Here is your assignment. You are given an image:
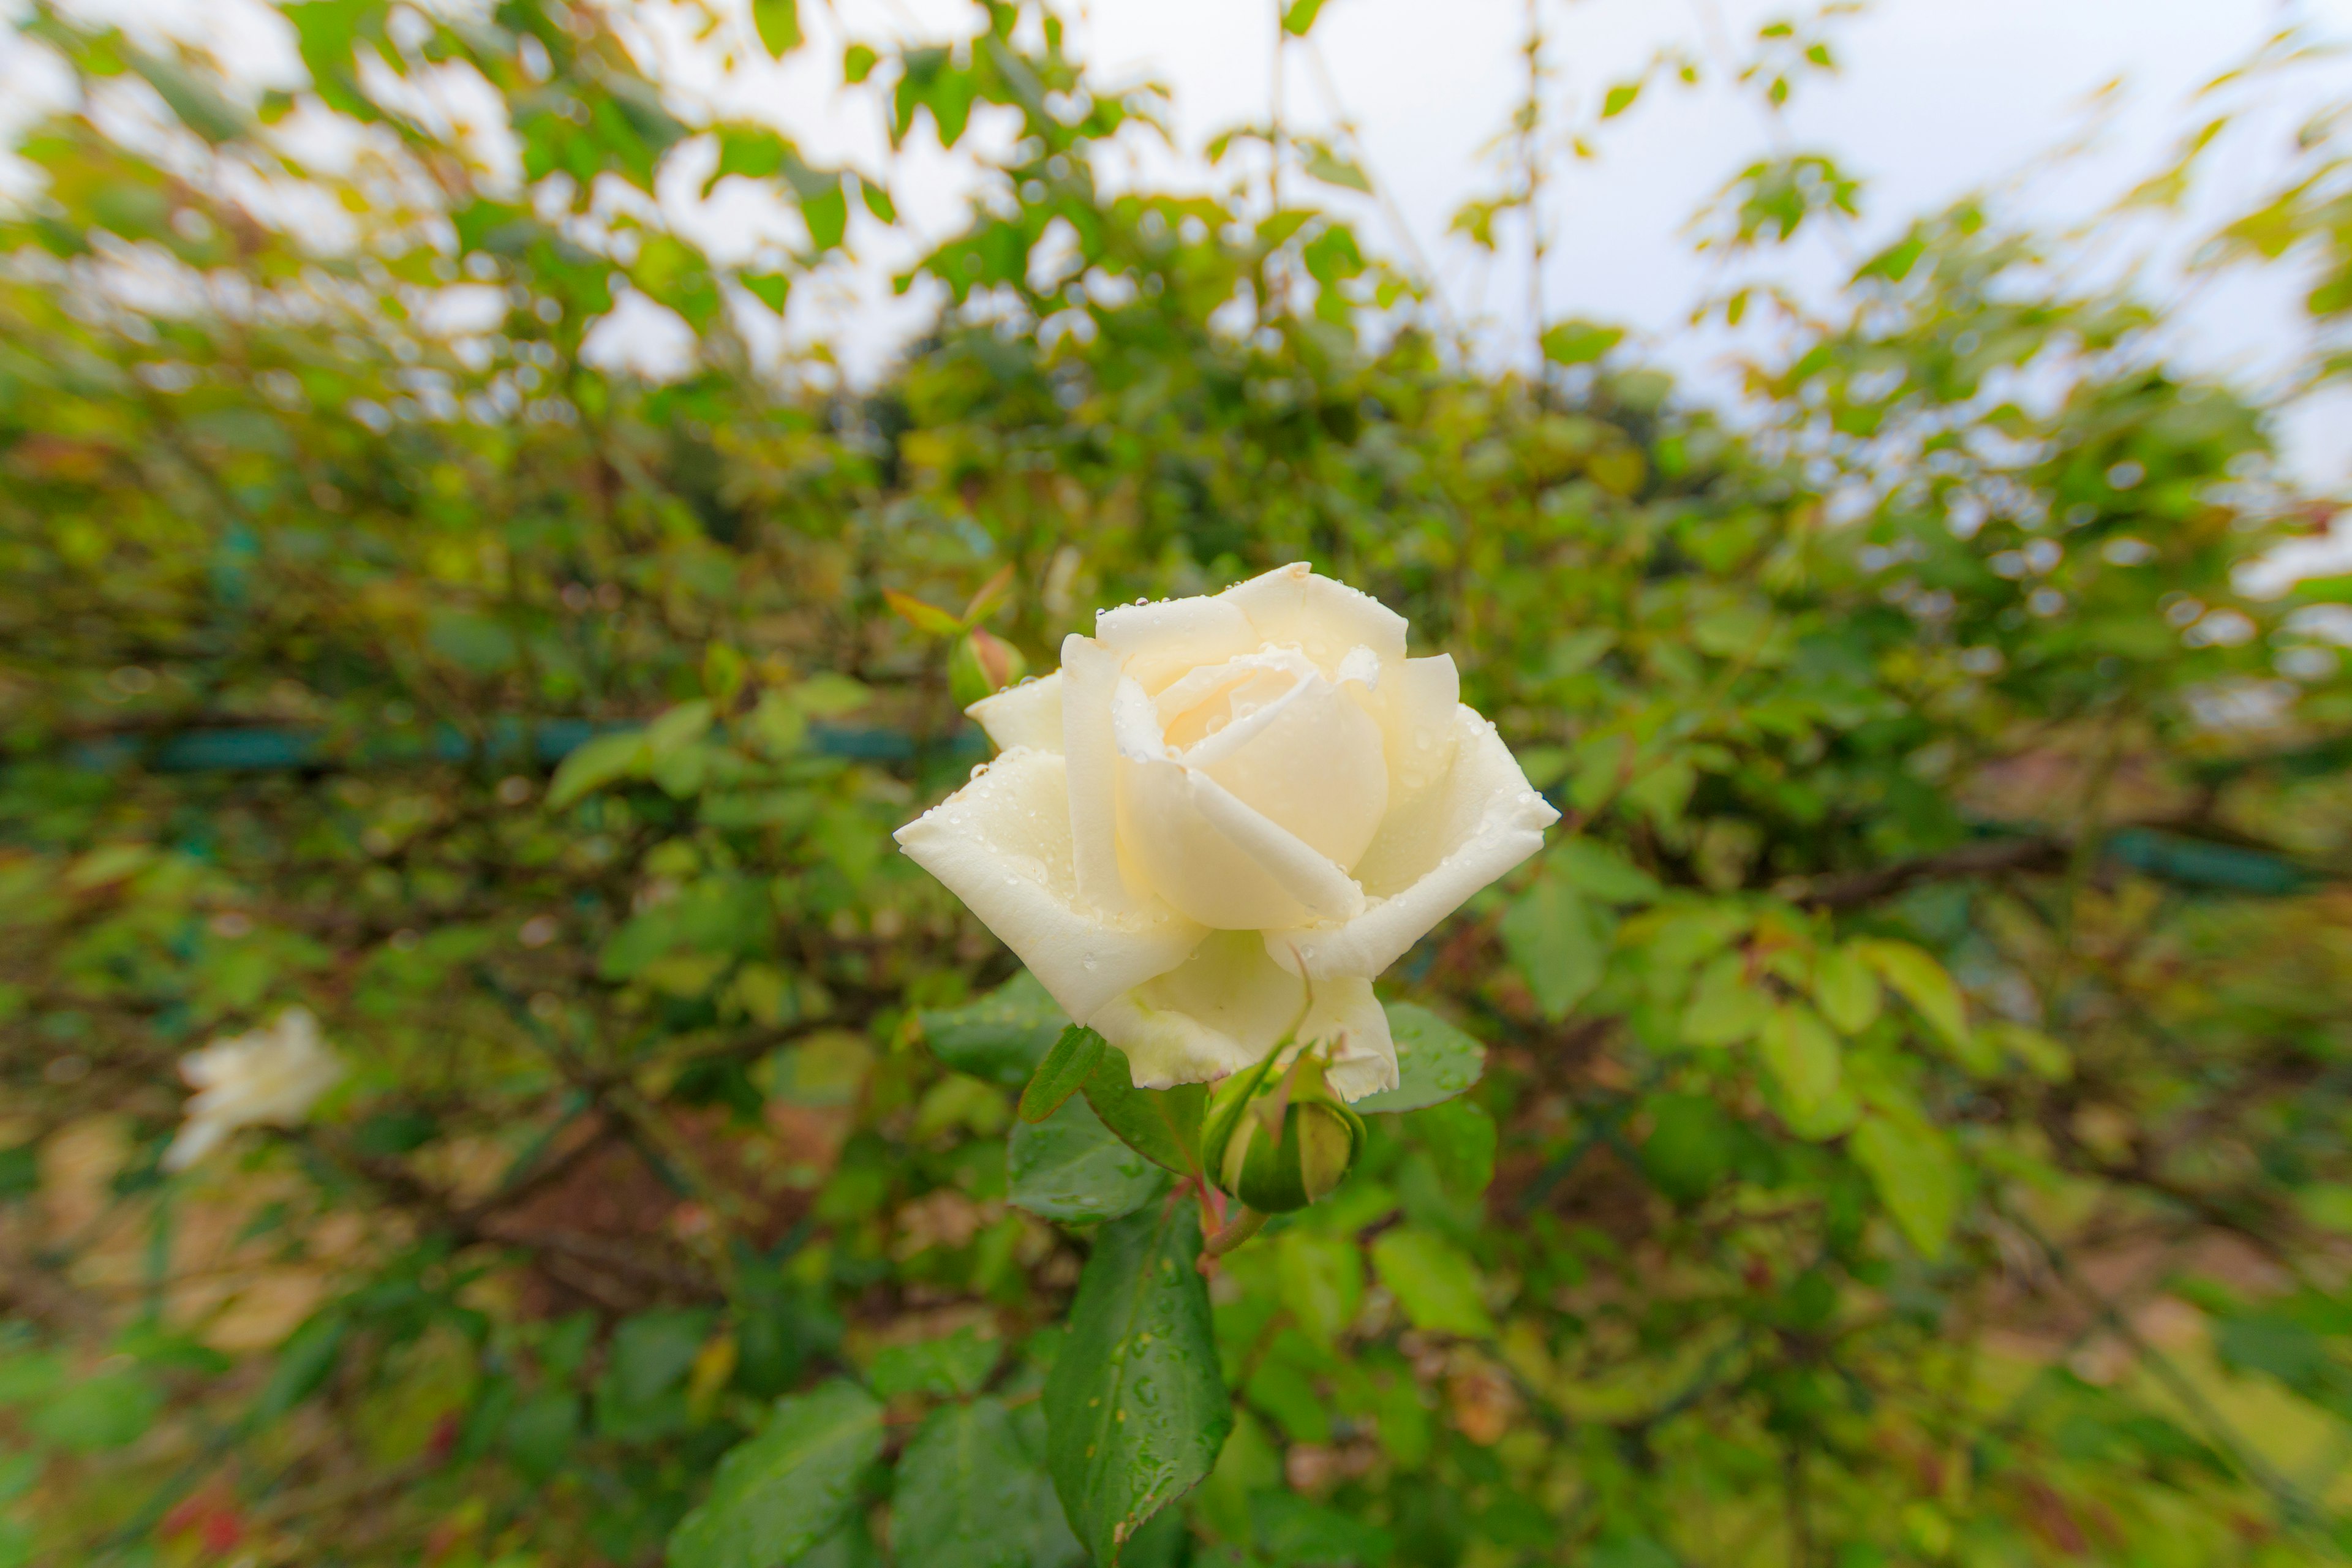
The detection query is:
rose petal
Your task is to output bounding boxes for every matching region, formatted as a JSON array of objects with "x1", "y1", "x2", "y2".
[
  {"x1": 1270, "y1": 707, "x2": 1561, "y2": 981},
  {"x1": 1095, "y1": 593, "x2": 1258, "y2": 693},
  {"x1": 894, "y1": 747, "x2": 1203, "y2": 1020},
  {"x1": 1114, "y1": 679, "x2": 1366, "y2": 930},
  {"x1": 1058, "y1": 635, "x2": 1140, "y2": 913},
  {"x1": 1183, "y1": 660, "x2": 1389, "y2": 872},
  {"x1": 967, "y1": 672, "x2": 1063, "y2": 754},
  {"x1": 1380, "y1": 654, "x2": 1461, "y2": 801},
  {"x1": 1219, "y1": 562, "x2": 1408, "y2": 674},
  {"x1": 1091, "y1": 930, "x2": 1398, "y2": 1099}
]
